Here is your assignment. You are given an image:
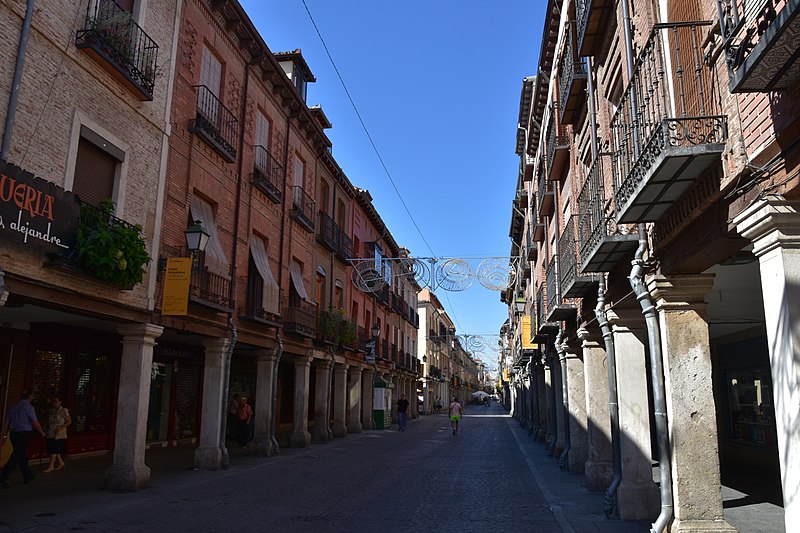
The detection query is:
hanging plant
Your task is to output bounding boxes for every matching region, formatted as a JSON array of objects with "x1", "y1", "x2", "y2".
[{"x1": 73, "y1": 199, "x2": 151, "y2": 289}]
